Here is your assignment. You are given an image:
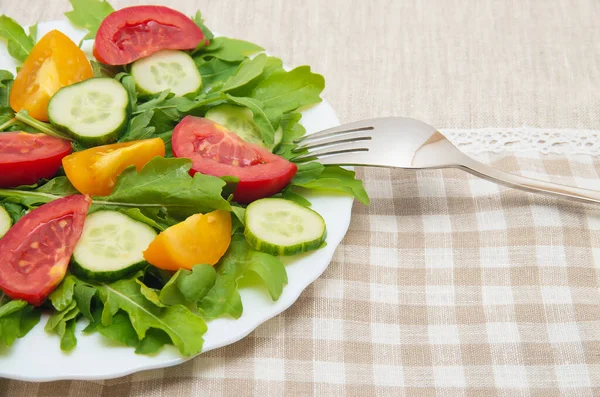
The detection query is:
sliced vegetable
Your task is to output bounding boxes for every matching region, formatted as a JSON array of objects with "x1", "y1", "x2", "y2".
[
  {"x1": 10, "y1": 30, "x2": 93, "y2": 121},
  {"x1": 244, "y1": 198, "x2": 326, "y2": 256},
  {"x1": 131, "y1": 50, "x2": 202, "y2": 97},
  {"x1": 0, "y1": 195, "x2": 91, "y2": 306},
  {"x1": 71, "y1": 211, "x2": 157, "y2": 282},
  {"x1": 205, "y1": 104, "x2": 265, "y2": 147},
  {"x1": 0, "y1": 205, "x2": 11, "y2": 237},
  {"x1": 48, "y1": 77, "x2": 130, "y2": 146},
  {"x1": 62, "y1": 138, "x2": 165, "y2": 196},
  {"x1": 172, "y1": 116, "x2": 297, "y2": 203},
  {"x1": 0, "y1": 132, "x2": 72, "y2": 188},
  {"x1": 144, "y1": 210, "x2": 231, "y2": 271},
  {"x1": 94, "y1": 5, "x2": 206, "y2": 65}
]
